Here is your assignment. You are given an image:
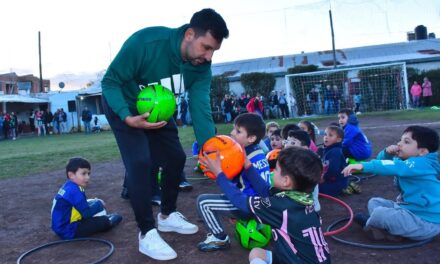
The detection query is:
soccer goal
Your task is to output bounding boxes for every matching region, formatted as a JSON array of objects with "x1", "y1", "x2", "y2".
[{"x1": 284, "y1": 62, "x2": 409, "y2": 116}]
